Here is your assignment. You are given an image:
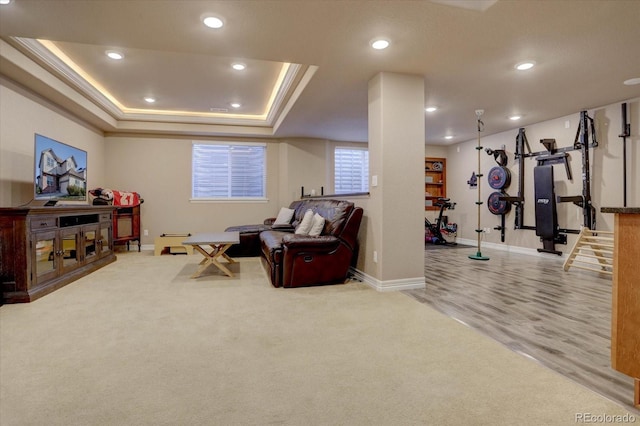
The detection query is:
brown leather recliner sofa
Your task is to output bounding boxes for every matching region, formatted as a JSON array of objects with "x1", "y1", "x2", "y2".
[{"x1": 225, "y1": 199, "x2": 363, "y2": 288}]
